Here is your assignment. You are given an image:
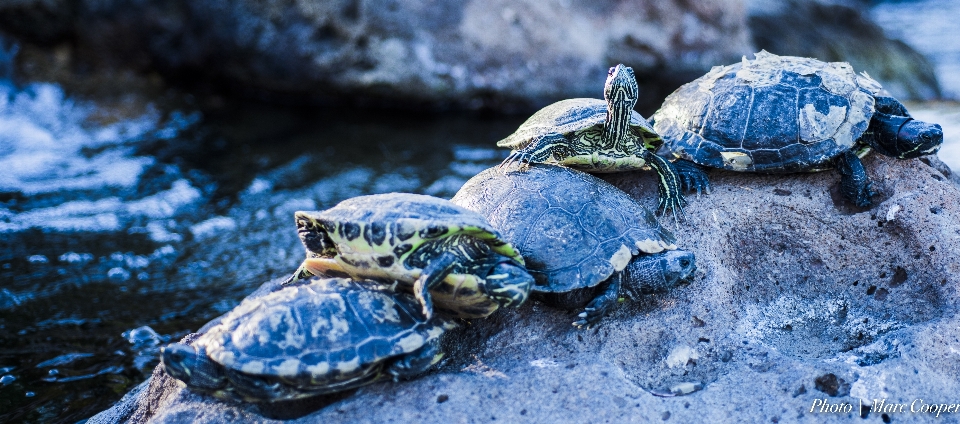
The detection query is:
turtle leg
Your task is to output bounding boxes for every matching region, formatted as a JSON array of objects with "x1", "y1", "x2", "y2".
[
  {"x1": 671, "y1": 159, "x2": 711, "y2": 195},
  {"x1": 285, "y1": 215, "x2": 338, "y2": 286},
  {"x1": 499, "y1": 133, "x2": 569, "y2": 171},
  {"x1": 386, "y1": 339, "x2": 444, "y2": 381},
  {"x1": 413, "y1": 251, "x2": 460, "y2": 318},
  {"x1": 573, "y1": 272, "x2": 623, "y2": 328},
  {"x1": 836, "y1": 150, "x2": 877, "y2": 207},
  {"x1": 641, "y1": 150, "x2": 686, "y2": 218},
  {"x1": 282, "y1": 265, "x2": 315, "y2": 286}
]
